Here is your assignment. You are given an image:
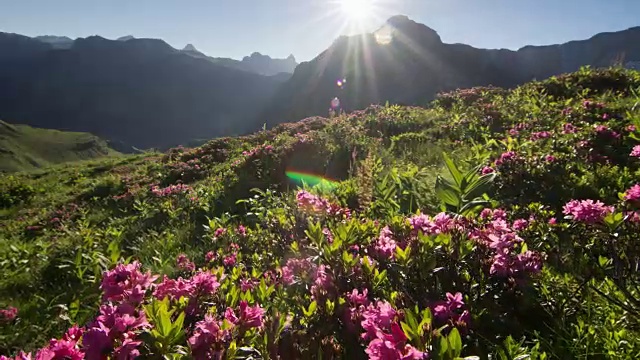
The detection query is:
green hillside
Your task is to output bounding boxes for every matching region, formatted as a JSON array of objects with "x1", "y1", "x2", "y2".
[
  {"x1": 0, "y1": 120, "x2": 120, "y2": 172},
  {"x1": 2, "y1": 67, "x2": 640, "y2": 359}
]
